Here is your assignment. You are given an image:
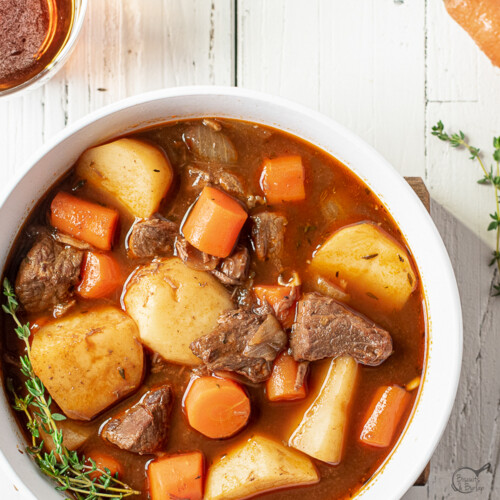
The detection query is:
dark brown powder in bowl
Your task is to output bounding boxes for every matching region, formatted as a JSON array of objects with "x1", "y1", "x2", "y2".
[{"x1": 0, "y1": 0, "x2": 49, "y2": 87}]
